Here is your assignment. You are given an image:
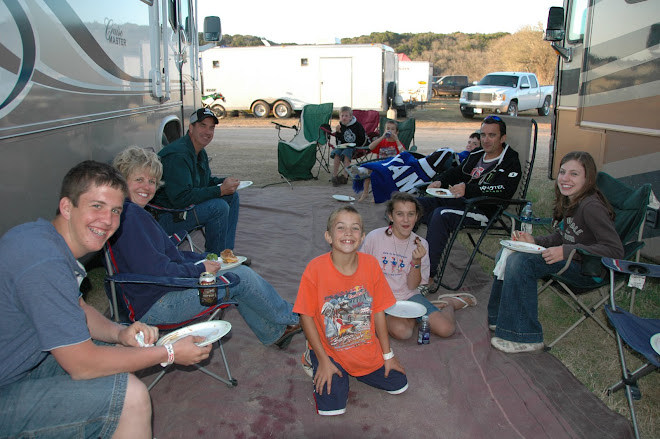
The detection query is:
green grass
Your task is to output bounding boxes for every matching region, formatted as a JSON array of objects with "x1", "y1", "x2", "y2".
[{"x1": 464, "y1": 171, "x2": 659, "y2": 439}]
